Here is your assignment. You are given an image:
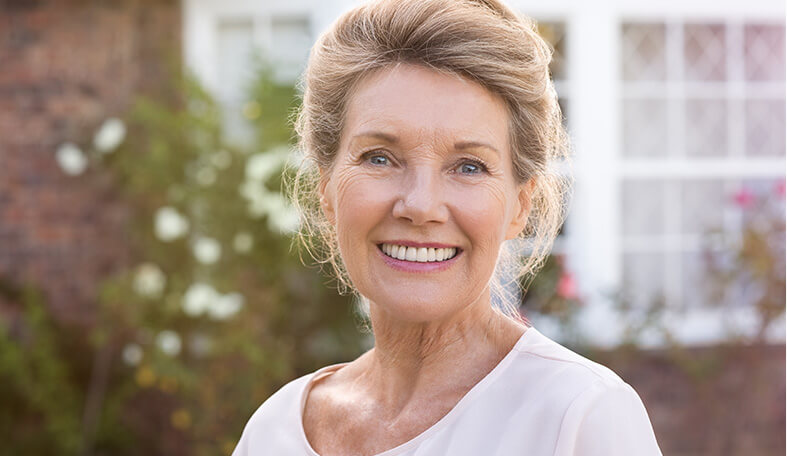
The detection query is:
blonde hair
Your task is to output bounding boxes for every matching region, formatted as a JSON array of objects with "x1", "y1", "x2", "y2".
[{"x1": 290, "y1": 0, "x2": 572, "y2": 319}]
